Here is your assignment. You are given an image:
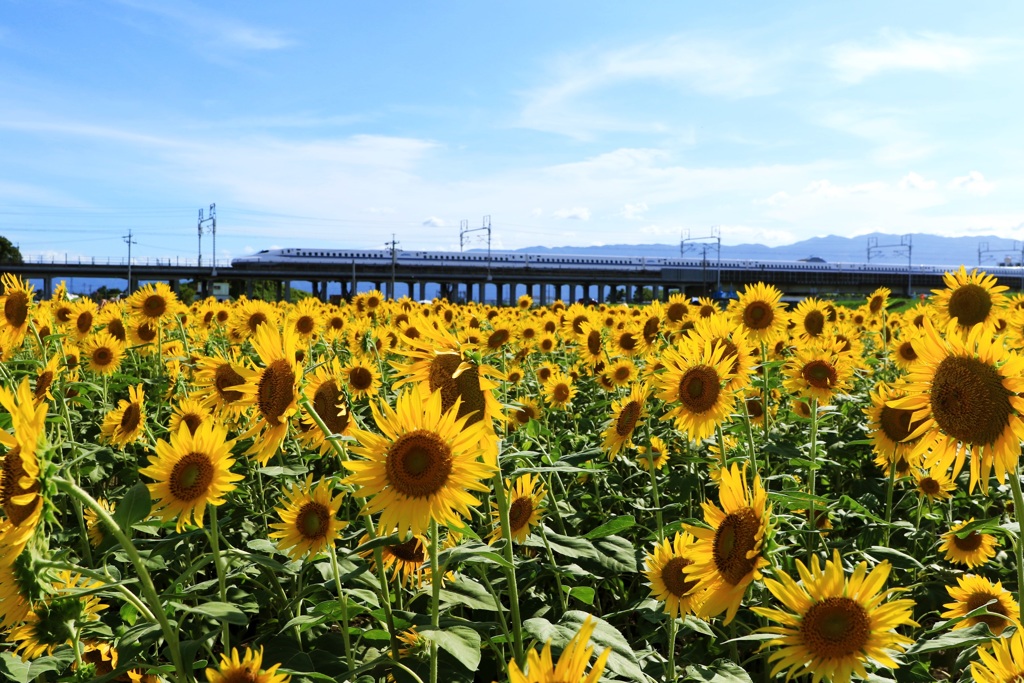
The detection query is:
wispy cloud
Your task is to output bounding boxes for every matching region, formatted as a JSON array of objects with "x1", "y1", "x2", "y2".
[
  {"x1": 422, "y1": 216, "x2": 446, "y2": 228},
  {"x1": 518, "y1": 35, "x2": 778, "y2": 138},
  {"x1": 948, "y1": 170, "x2": 994, "y2": 196},
  {"x1": 553, "y1": 207, "x2": 591, "y2": 221},
  {"x1": 115, "y1": 0, "x2": 293, "y2": 54},
  {"x1": 816, "y1": 106, "x2": 935, "y2": 163},
  {"x1": 828, "y1": 30, "x2": 989, "y2": 83}
]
